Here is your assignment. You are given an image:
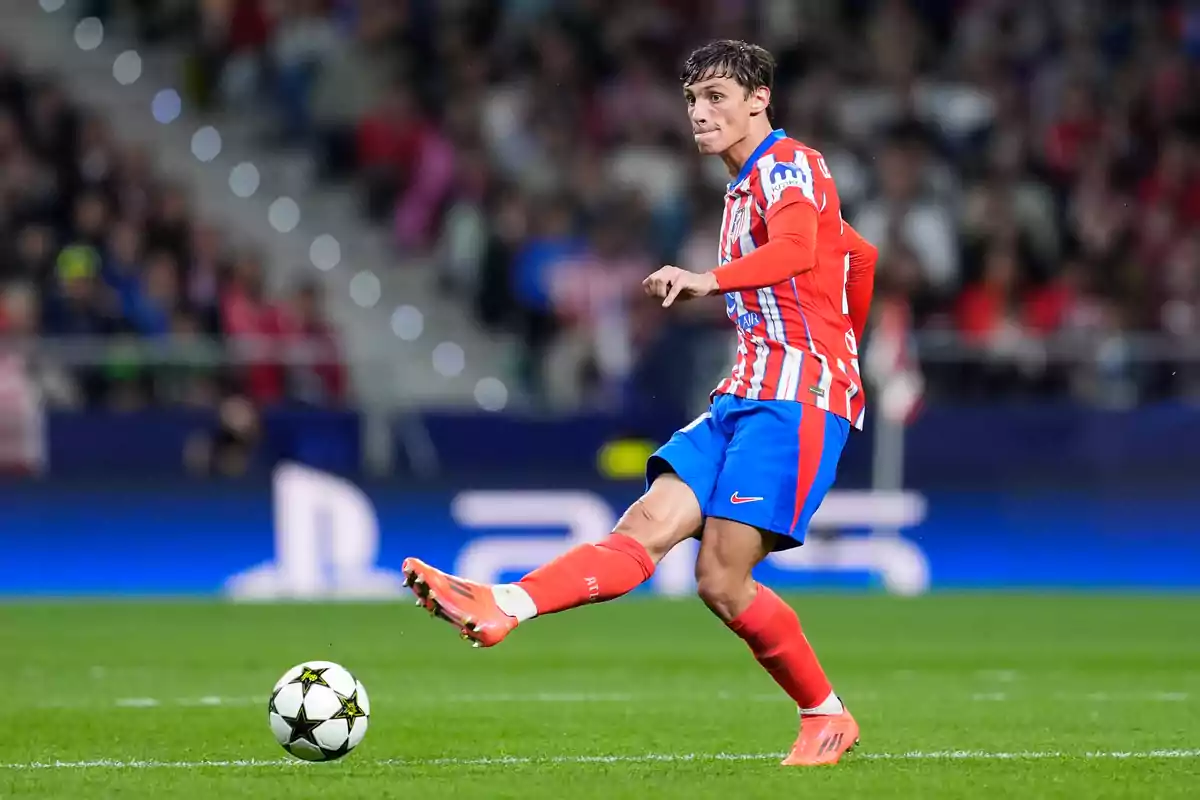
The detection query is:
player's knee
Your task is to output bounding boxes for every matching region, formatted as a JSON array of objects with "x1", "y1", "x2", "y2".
[
  {"x1": 613, "y1": 496, "x2": 677, "y2": 562},
  {"x1": 694, "y1": 518, "x2": 767, "y2": 621},
  {"x1": 612, "y1": 476, "x2": 701, "y2": 562},
  {"x1": 694, "y1": 561, "x2": 754, "y2": 622}
]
